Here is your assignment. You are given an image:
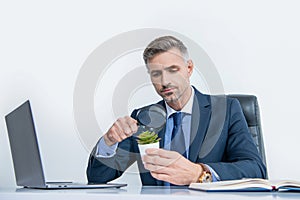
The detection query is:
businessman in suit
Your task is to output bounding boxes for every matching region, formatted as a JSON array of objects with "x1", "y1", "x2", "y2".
[{"x1": 87, "y1": 36, "x2": 267, "y2": 185}]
